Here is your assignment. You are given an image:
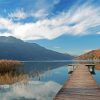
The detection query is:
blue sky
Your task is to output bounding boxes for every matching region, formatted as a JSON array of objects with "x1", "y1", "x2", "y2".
[
  {"x1": 31, "y1": 34, "x2": 100, "y2": 55},
  {"x1": 0, "y1": 0, "x2": 100, "y2": 55}
]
